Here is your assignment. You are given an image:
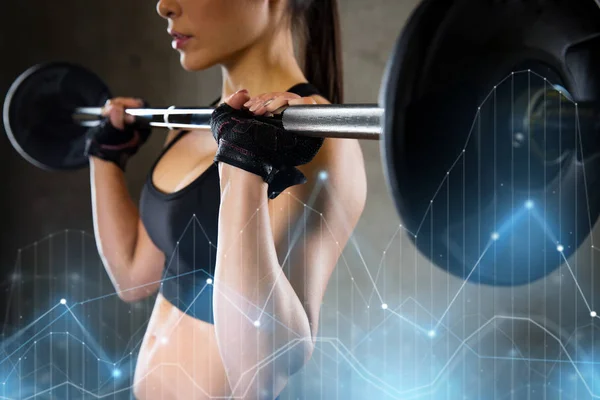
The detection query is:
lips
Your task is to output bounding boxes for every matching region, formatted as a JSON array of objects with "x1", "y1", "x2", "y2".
[
  {"x1": 169, "y1": 30, "x2": 192, "y2": 39},
  {"x1": 169, "y1": 30, "x2": 192, "y2": 49}
]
